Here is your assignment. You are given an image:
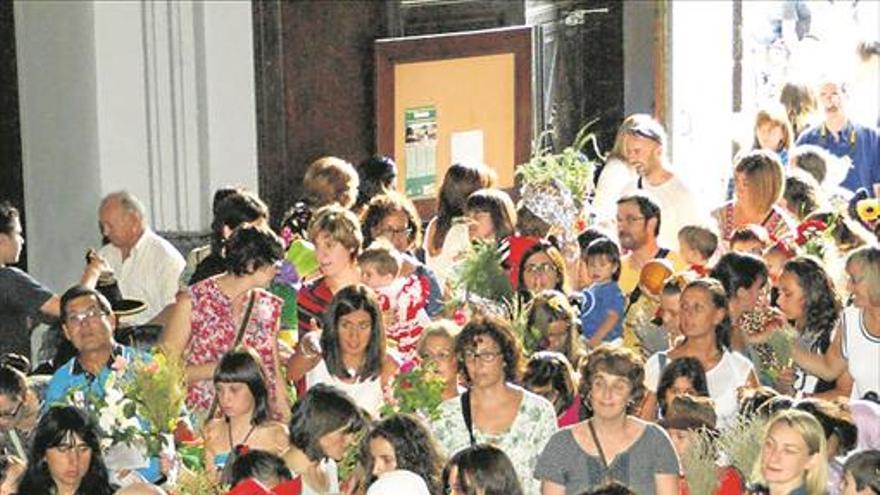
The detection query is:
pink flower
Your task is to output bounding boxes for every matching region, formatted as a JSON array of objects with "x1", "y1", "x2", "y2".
[
  {"x1": 110, "y1": 355, "x2": 128, "y2": 373},
  {"x1": 399, "y1": 359, "x2": 417, "y2": 375},
  {"x1": 145, "y1": 362, "x2": 160, "y2": 374}
]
